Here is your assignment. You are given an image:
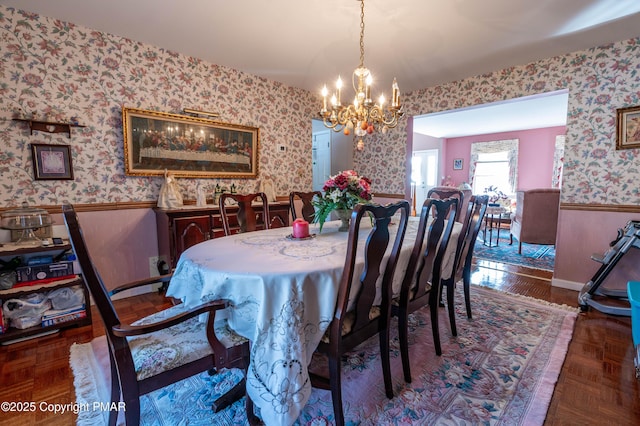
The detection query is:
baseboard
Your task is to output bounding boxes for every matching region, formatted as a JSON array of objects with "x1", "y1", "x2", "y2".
[{"x1": 551, "y1": 277, "x2": 582, "y2": 291}]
